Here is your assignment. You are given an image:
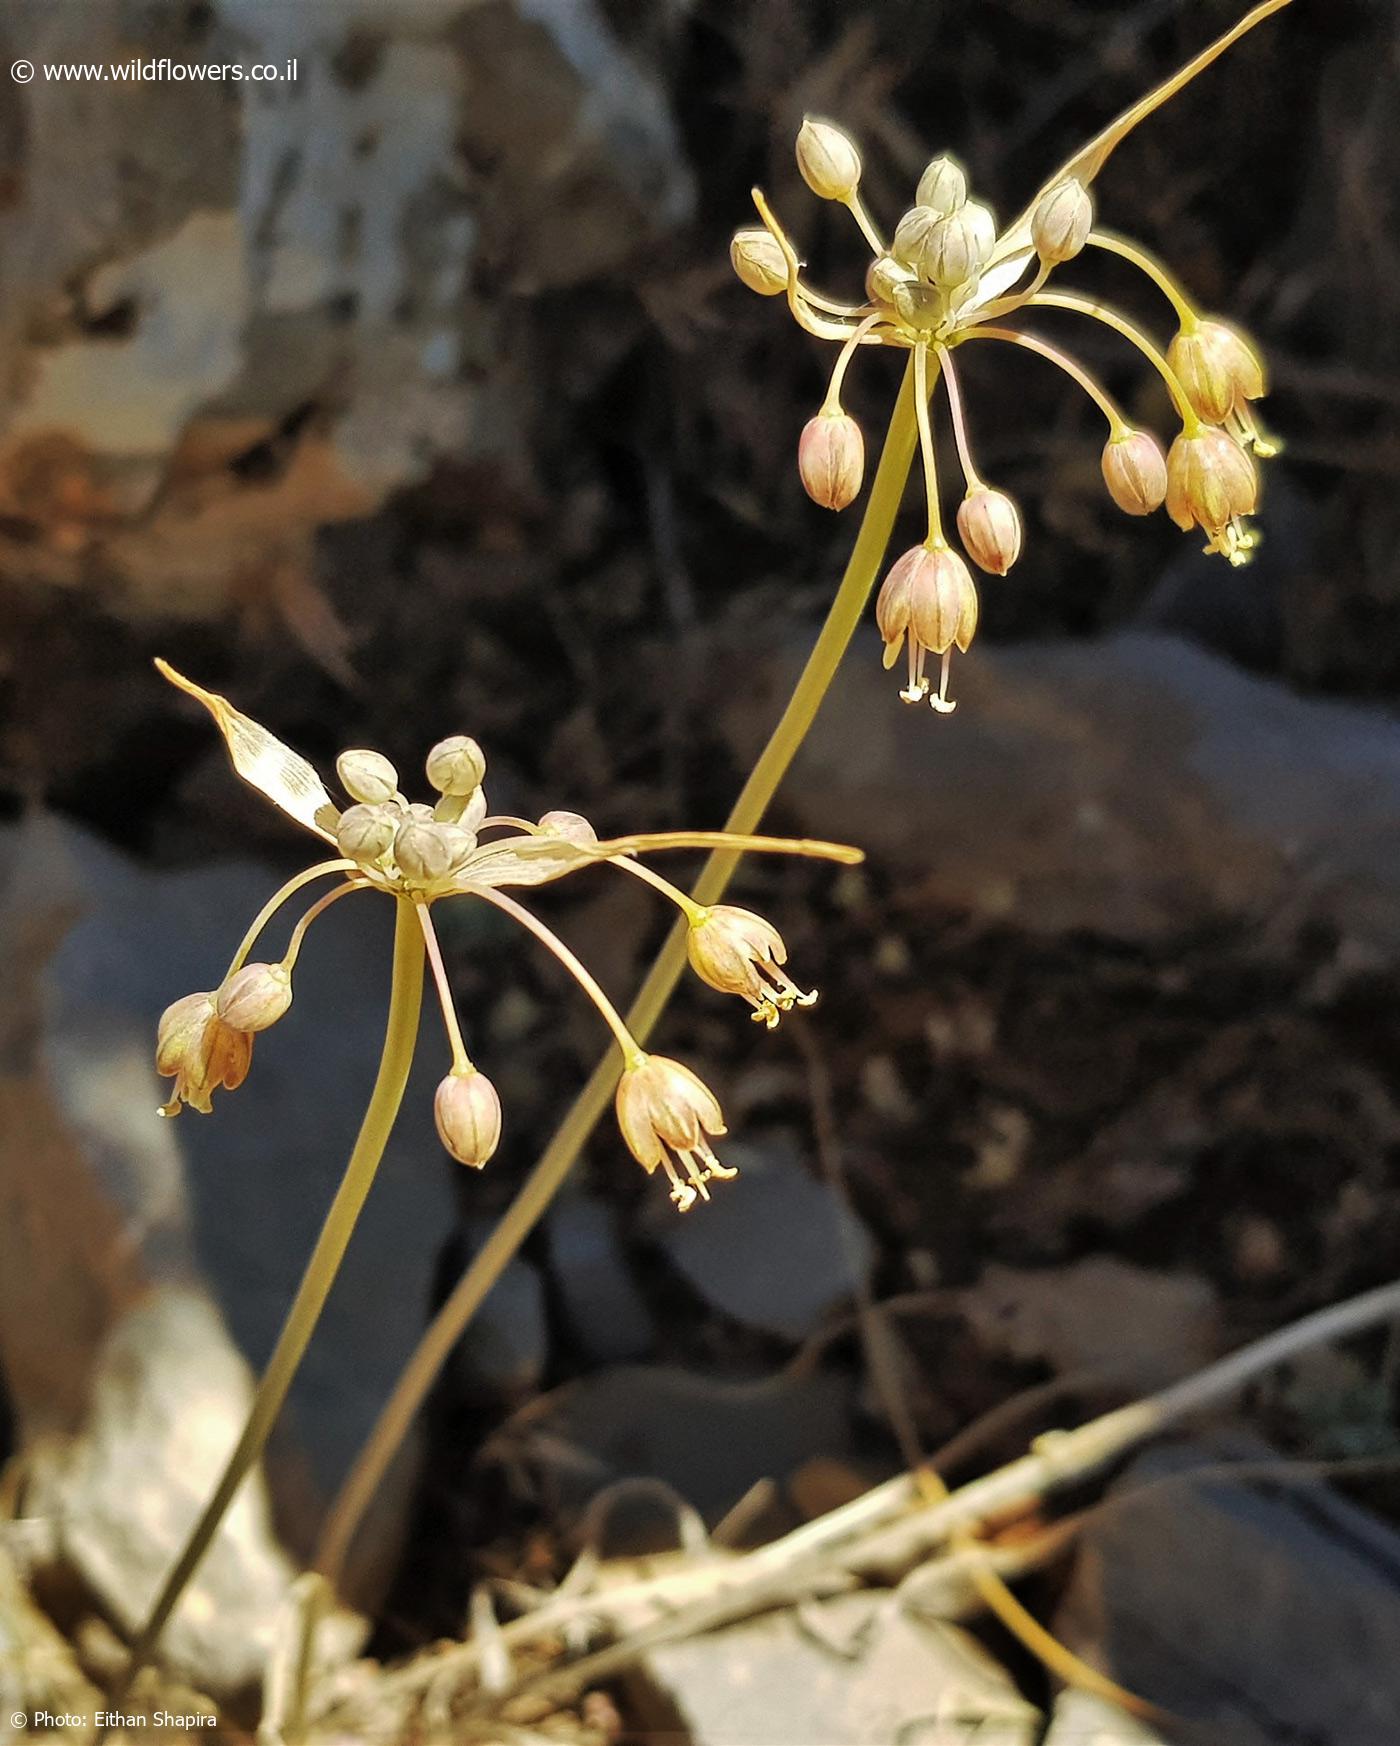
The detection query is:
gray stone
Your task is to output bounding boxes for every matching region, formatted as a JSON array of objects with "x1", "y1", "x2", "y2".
[
  {"x1": 629, "y1": 1592, "x2": 1040, "y2": 1746},
  {"x1": 451, "y1": 1225, "x2": 549, "y2": 1398},
  {"x1": 656, "y1": 1140, "x2": 874, "y2": 1341},
  {"x1": 1054, "y1": 1437, "x2": 1400, "y2": 1746},
  {"x1": 547, "y1": 1191, "x2": 656, "y2": 1363},
  {"x1": 728, "y1": 629, "x2": 1400, "y2": 953}
]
